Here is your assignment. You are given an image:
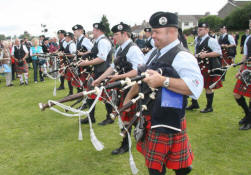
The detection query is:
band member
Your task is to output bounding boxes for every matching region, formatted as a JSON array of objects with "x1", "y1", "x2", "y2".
[
  {"x1": 142, "y1": 27, "x2": 155, "y2": 54},
  {"x1": 218, "y1": 25, "x2": 236, "y2": 81},
  {"x1": 57, "y1": 30, "x2": 67, "y2": 90},
  {"x1": 233, "y1": 33, "x2": 251, "y2": 130},
  {"x1": 64, "y1": 32, "x2": 76, "y2": 96},
  {"x1": 240, "y1": 29, "x2": 250, "y2": 54},
  {"x1": 124, "y1": 11, "x2": 203, "y2": 175},
  {"x1": 72, "y1": 24, "x2": 93, "y2": 92},
  {"x1": 92, "y1": 22, "x2": 144, "y2": 154},
  {"x1": 72, "y1": 24, "x2": 93, "y2": 59},
  {"x1": 11, "y1": 39, "x2": 29, "y2": 85},
  {"x1": 186, "y1": 23, "x2": 222, "y2": 113},
  {"x1": 78, "y1": 23, "x2": 113, "y2": 124}
]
